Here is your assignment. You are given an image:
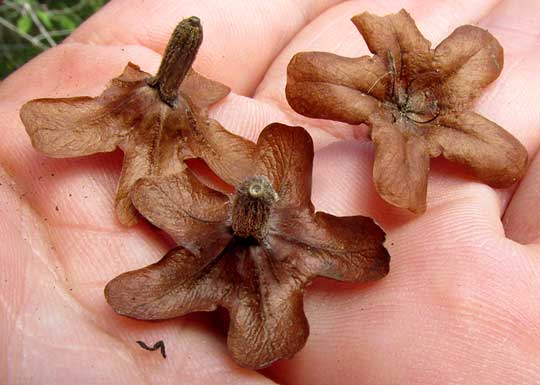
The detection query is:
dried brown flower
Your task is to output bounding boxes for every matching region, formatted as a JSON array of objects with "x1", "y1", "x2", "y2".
[
  {"x1": 20, "y1": 16, "x2": 253, "y2": 225},
  {"x1": 104, "y1": 123, "x2": 390, "y2": 369},
  {"x1": 286, "y1": 9, "x2": 528, "y2": 213}
]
